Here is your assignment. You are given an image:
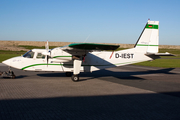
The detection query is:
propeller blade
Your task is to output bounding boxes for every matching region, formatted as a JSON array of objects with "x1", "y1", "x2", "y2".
[
  {"x1": 45, "y1": 40, "x2": 49, "y2": 51},
  {"x1": 44, "y1": 40, "x2": 50, "y2": 67},
  {"x1": 47, "y1": 55, "x2": 49, "y2": 67}
]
